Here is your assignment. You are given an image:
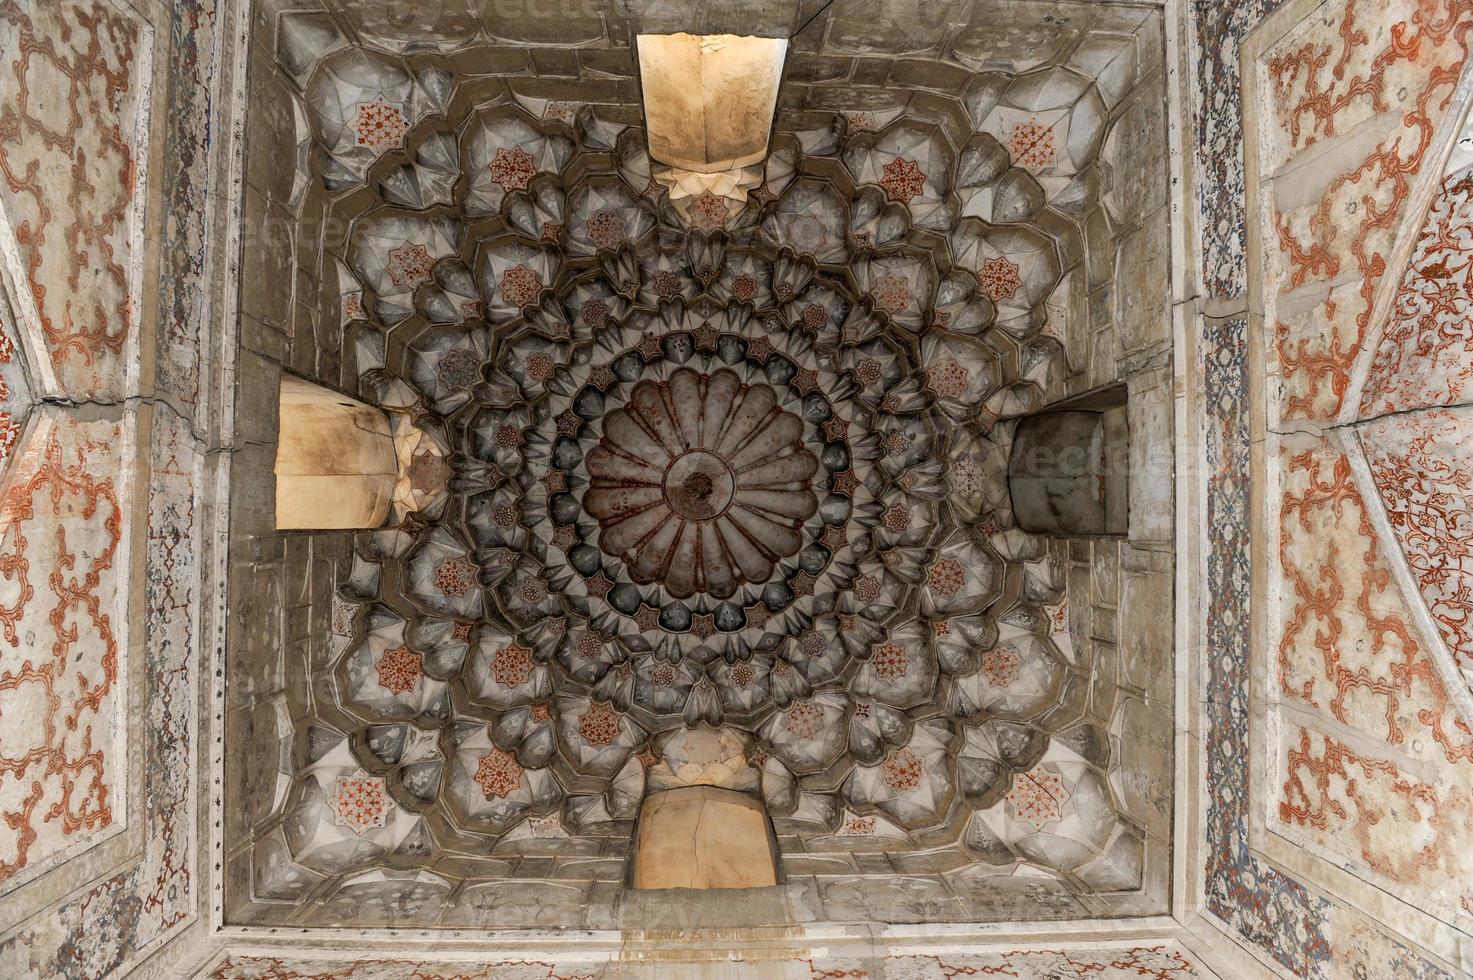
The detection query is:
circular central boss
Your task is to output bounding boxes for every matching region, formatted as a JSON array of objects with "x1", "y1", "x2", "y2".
[
  {"x1": 662, "y1": 450, "x2": 736, "y2": 521},
  {"x1": 581, "y1": 367, "x2": 820, "y2": 599}
]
